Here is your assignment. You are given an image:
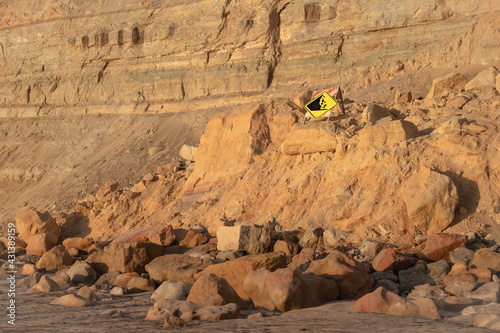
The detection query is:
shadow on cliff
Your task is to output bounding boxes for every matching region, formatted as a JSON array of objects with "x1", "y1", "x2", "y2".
[
  {"x1": 442, "y1": 171, "x2": 480, "y2": 226},
  {"x1": 60, "y1": 213, "x2": 91, "y2": 239}
]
